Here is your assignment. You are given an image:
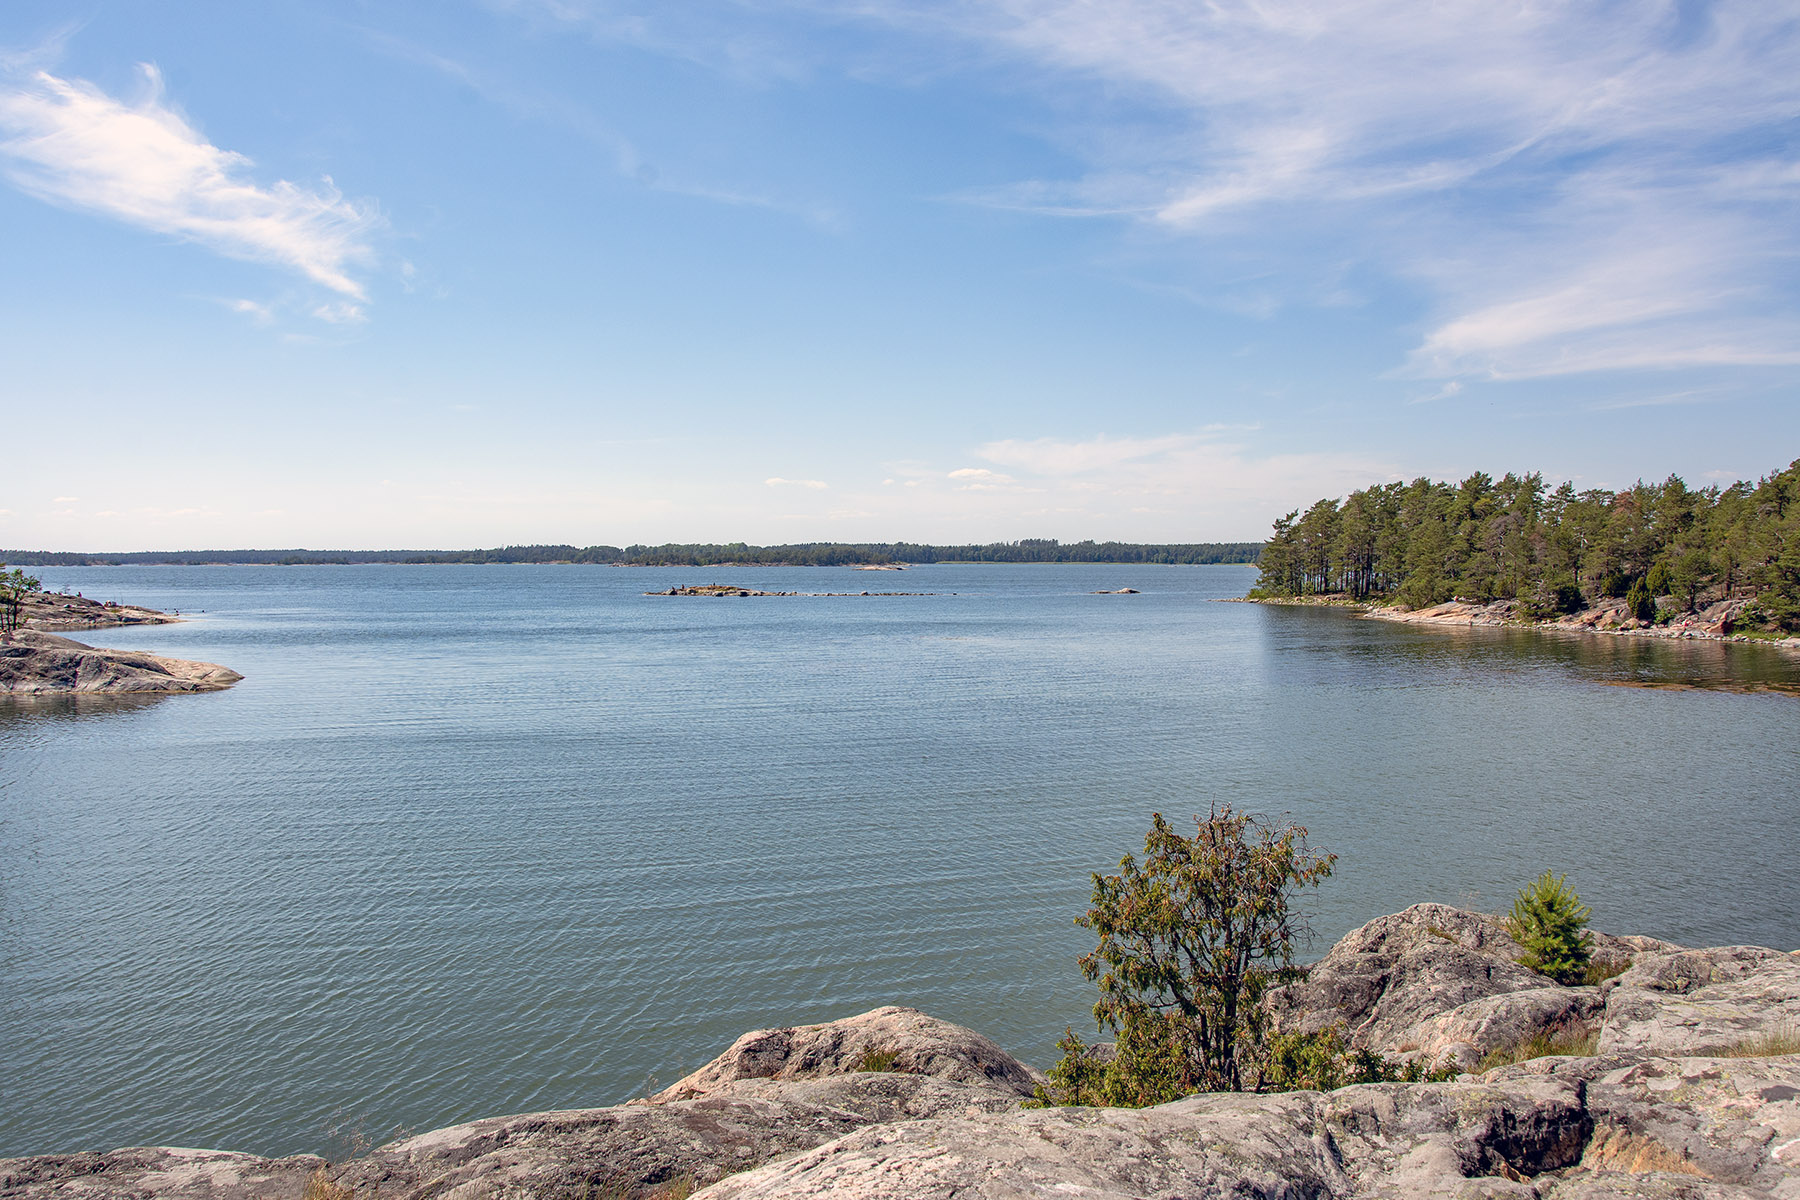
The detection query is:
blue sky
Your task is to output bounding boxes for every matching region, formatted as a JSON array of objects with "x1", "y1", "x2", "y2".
[{"x1": 3, "y1": 1, "x2": 1797, "y2": 550}]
